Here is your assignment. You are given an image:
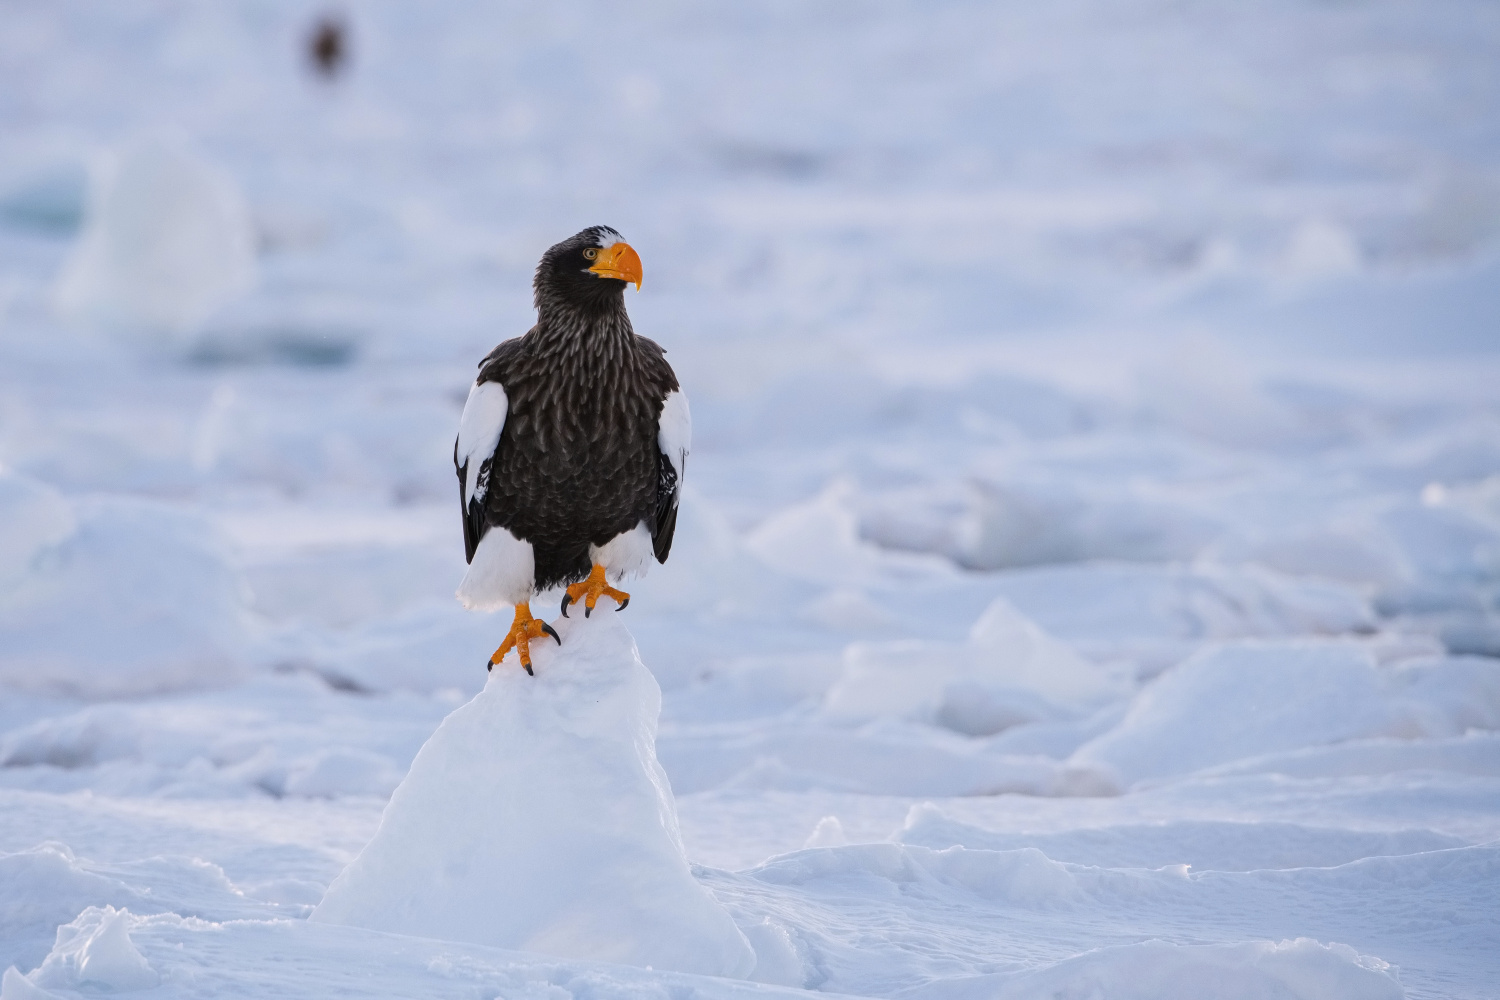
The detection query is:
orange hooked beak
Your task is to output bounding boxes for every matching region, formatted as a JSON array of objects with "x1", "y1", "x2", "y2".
[{"x1": 588, "y1": 241, "x2": 643, "y2": 290}]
